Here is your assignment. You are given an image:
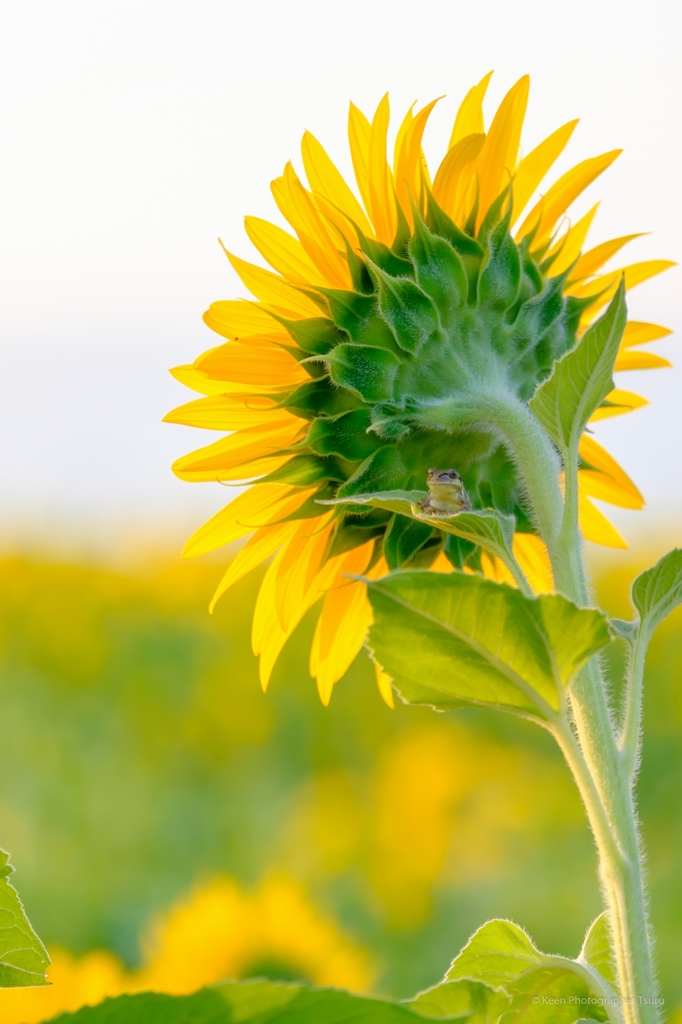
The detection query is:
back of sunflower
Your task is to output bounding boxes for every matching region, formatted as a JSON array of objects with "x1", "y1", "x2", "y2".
[{"x1": 158, "y1": 75, "x2": 678, "y2": 1024}]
